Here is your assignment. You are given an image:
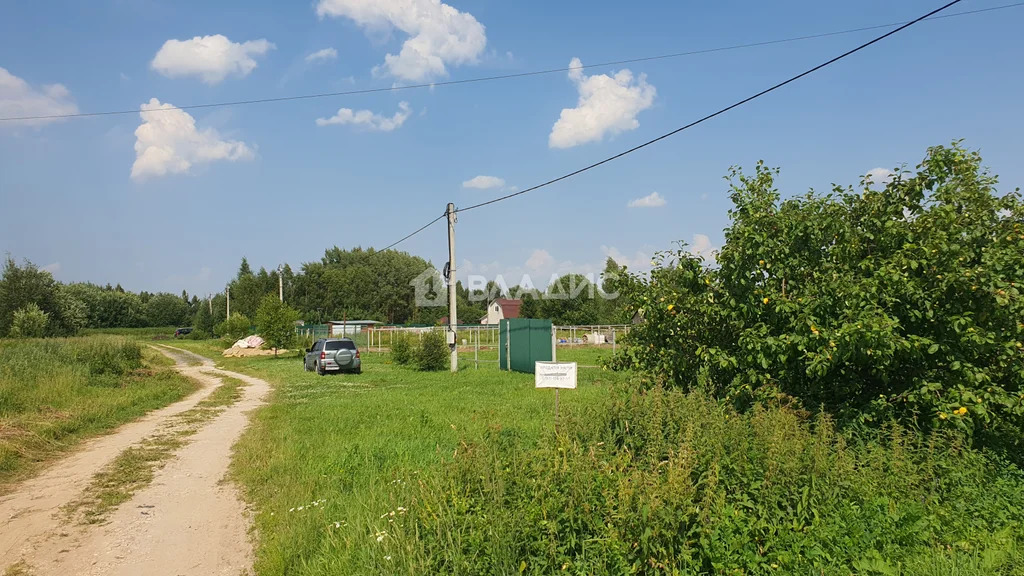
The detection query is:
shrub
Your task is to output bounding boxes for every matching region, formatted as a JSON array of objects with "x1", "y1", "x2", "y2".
[
  {"x1": 416, "y1": 330, "x2": 448, "y2": 371},
  {"x1": 215, "y1": 312, "x2": 252, "y2": 342},
  {"x1": 9, "y1": 304, "x2": 48, "y2": 338},
  {"x1": 0, "y1": 258, "x2": 85, "y2": 337},
  {"x1": 254, "y1": 295, "x2": 299, "y2": 354},
  {"x1": 391, "y1": 333, "x2": 413, "y2": 365},
  {"x1": 186, "y1": 329, "x2": 211, "y2": 340},
  {"x1": 613, "y1": 143, "x2": 1024, "y2": 443},
  {"x1": 63, "y1": 337, "x2": 143, "y2": 376},
  {"x1": 401, "y1": 385, "x2": 1024, "y2": 575}
]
